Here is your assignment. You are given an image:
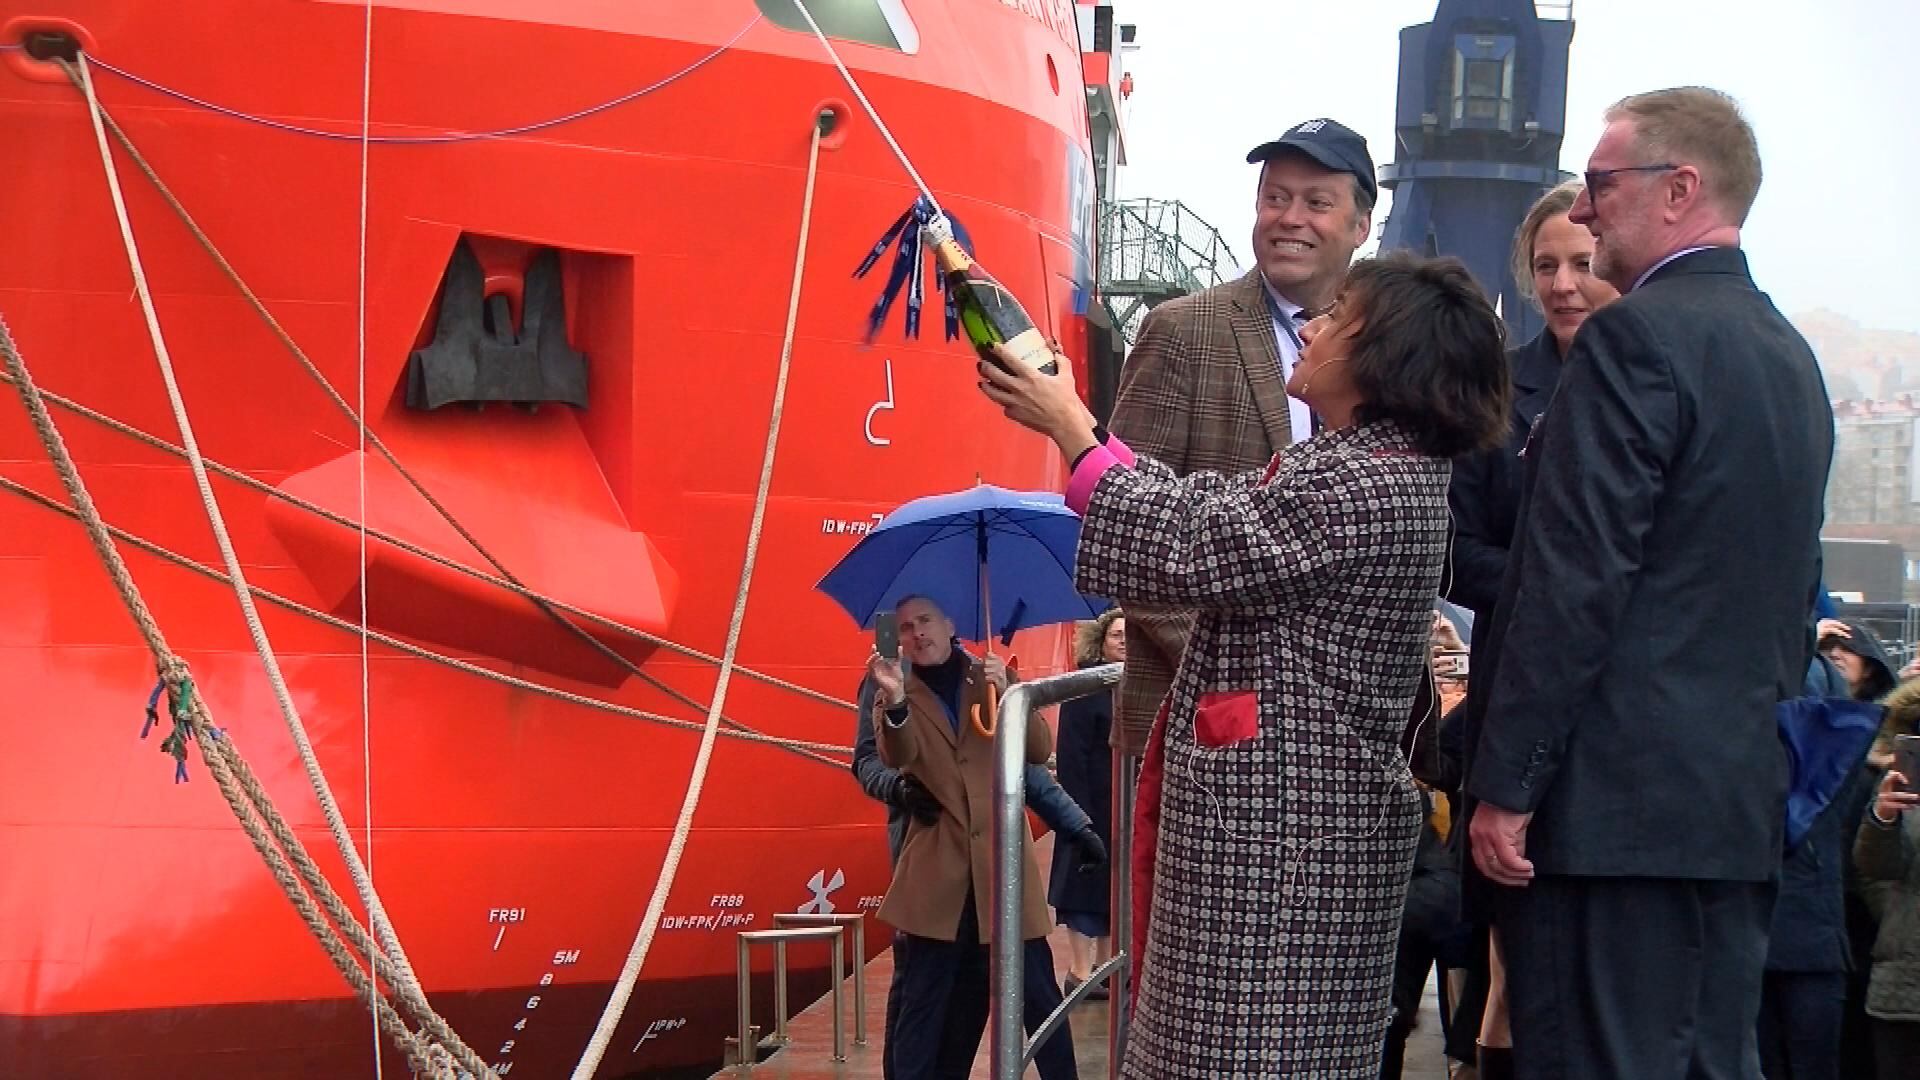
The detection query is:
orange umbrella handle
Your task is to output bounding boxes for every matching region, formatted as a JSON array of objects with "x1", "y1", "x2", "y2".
[{"x1": 970, "y1": 680, "x2": 1000, "y2": 739}]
